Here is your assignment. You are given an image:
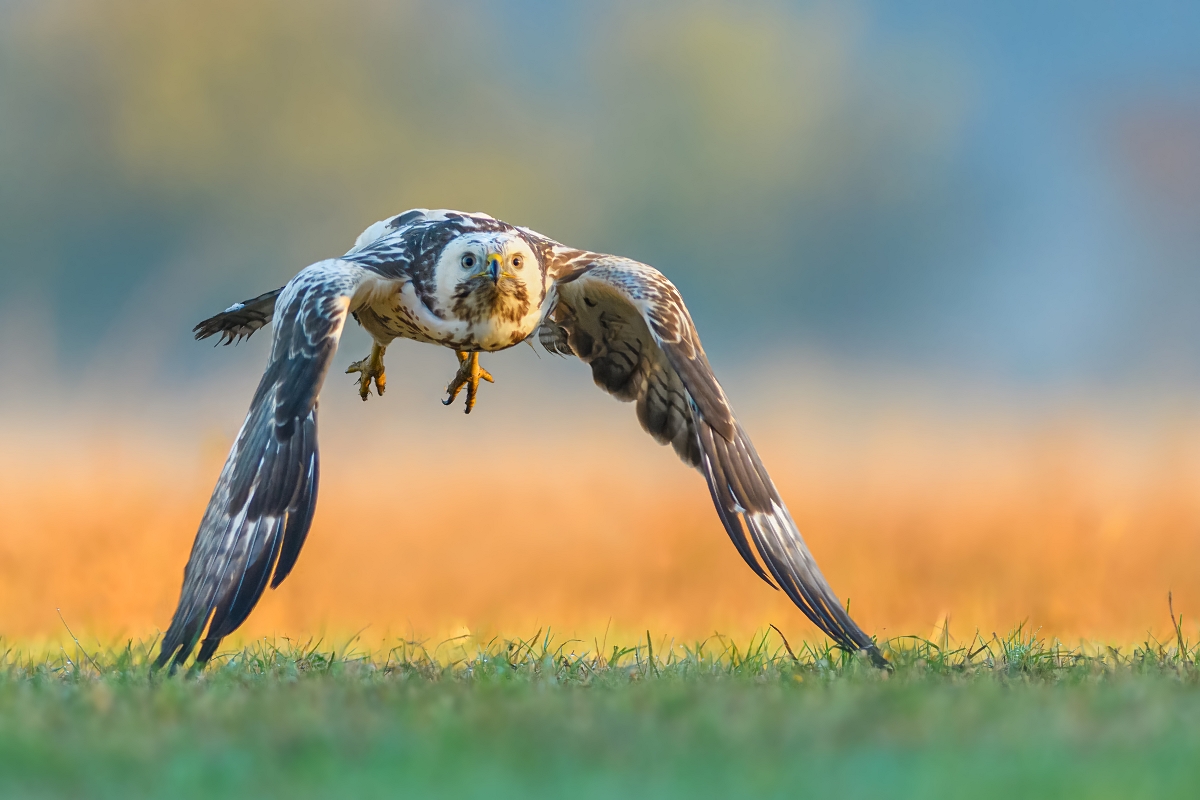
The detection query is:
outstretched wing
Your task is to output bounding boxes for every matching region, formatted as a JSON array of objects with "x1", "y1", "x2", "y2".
[
  {"x1": 193, "y1": 288, "x2": 284, "y2": 345},
  {"x1": 156, "y1": 259, "x2": 369, "y2": 671},
  {"x1": 542, "y1": 255, "x2": 886, "y2": 666}
]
